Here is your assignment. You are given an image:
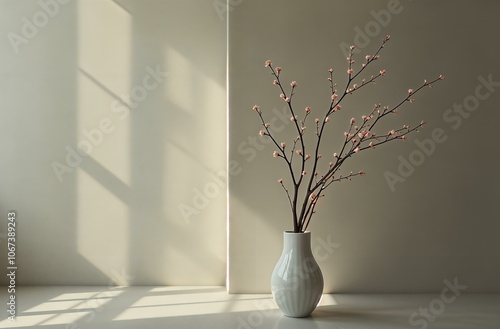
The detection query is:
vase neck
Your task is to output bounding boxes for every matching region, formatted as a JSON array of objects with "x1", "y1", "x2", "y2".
[{"x1": 283, "y1": 231, "x2": 311, "y2": 250}]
